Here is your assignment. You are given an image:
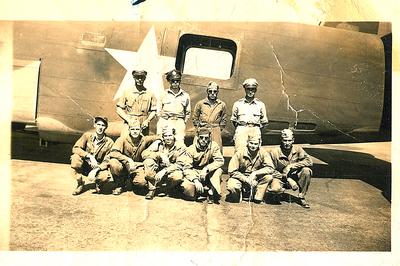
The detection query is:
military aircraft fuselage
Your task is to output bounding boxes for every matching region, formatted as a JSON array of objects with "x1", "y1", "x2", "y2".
[{"x1": 12, "y1": 21, "x2": 387, "y2": 144}]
